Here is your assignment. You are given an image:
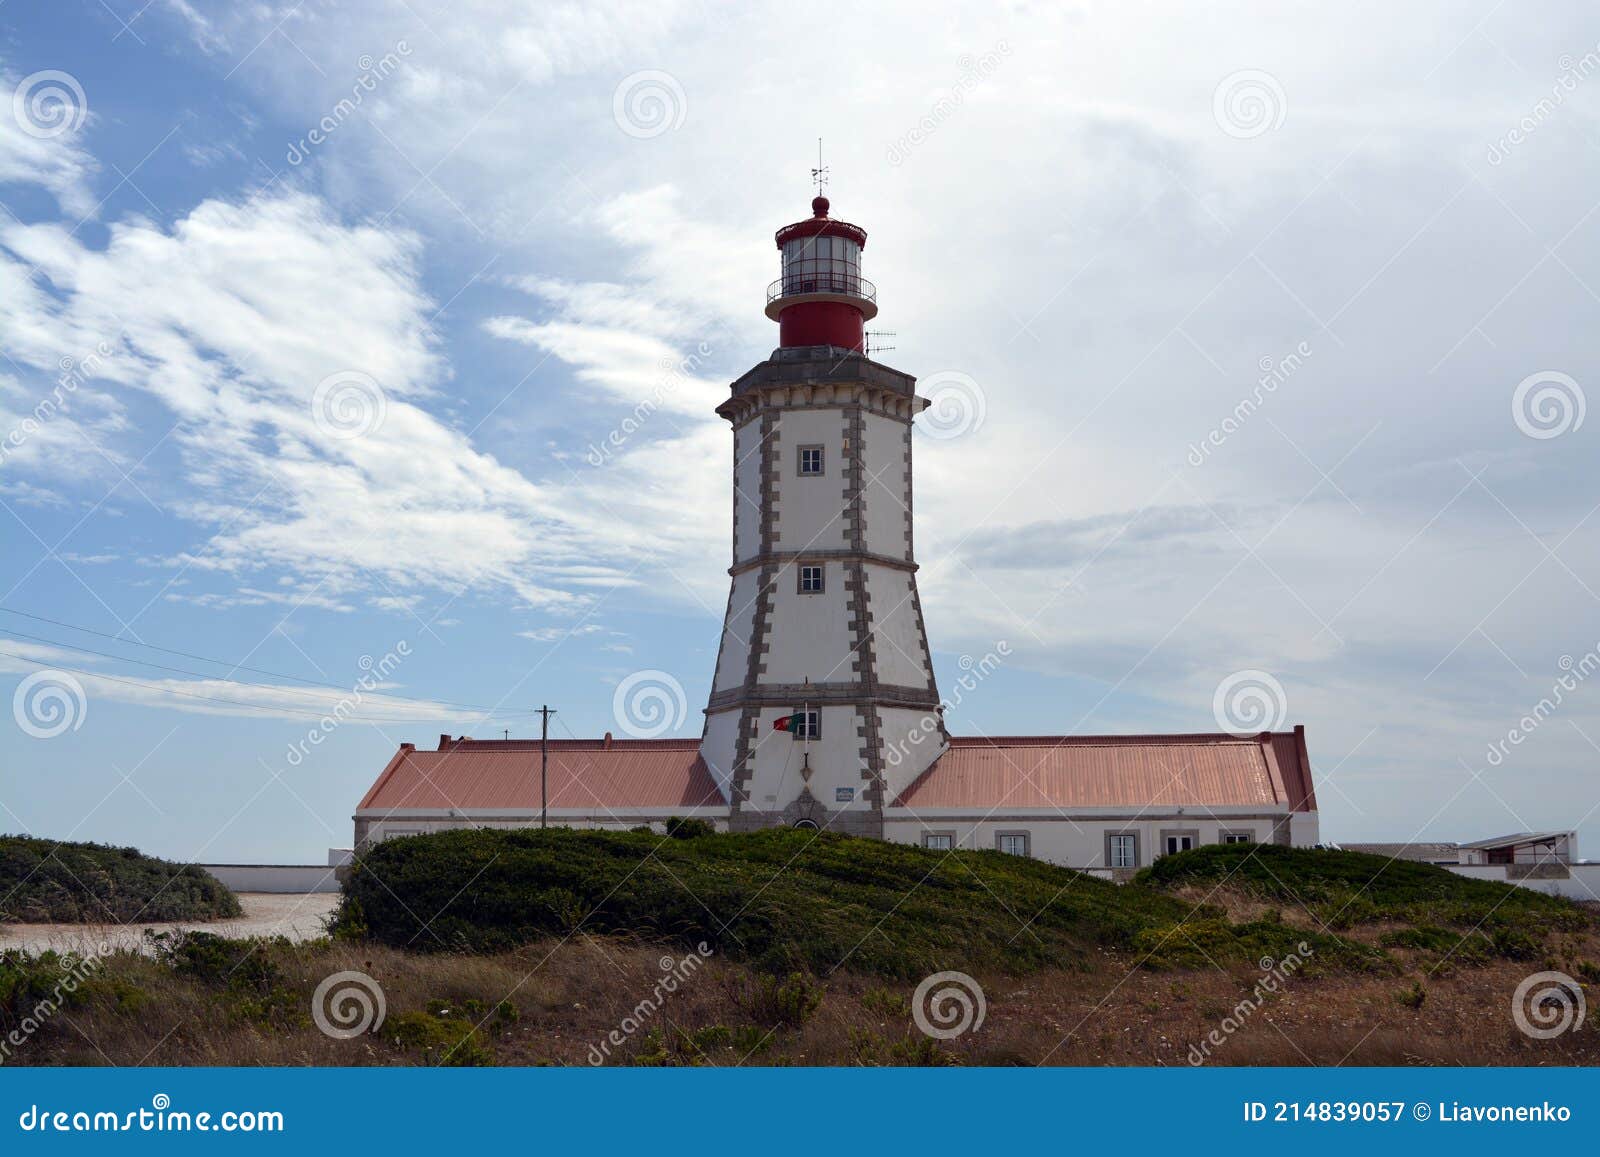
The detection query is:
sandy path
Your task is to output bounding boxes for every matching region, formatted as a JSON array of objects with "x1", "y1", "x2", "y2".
[{"x1": 0, "y1": 892, "x2": 341, "y2": 955}]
